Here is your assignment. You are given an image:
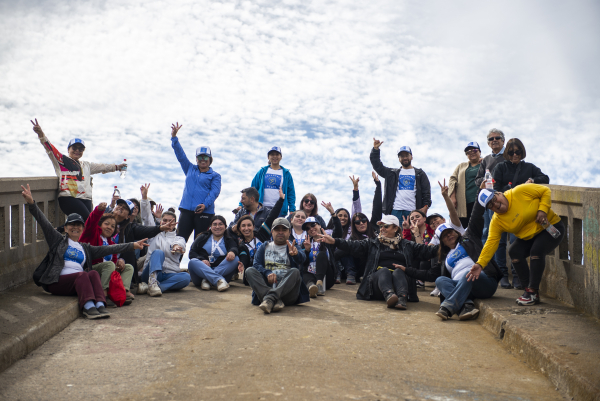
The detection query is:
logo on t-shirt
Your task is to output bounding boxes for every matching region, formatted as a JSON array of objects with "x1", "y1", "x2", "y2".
[
  {"x1": 65, "y1": 246, "x2": 85, "y2": 265},
  {"x1": 398, "y1": 175, "x2": 416, "y2": 191},
  {"x1": 446, "y1": 244, "x2": 468, "y2": 269},
  {"x1": 265, "y1": 173, "x2": 282, "y2": 189}
]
